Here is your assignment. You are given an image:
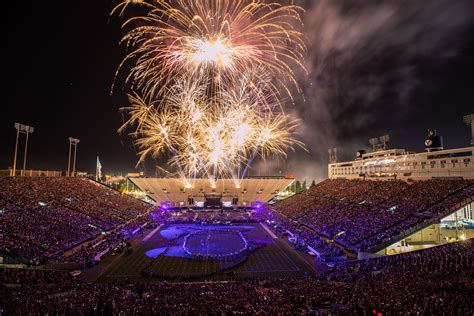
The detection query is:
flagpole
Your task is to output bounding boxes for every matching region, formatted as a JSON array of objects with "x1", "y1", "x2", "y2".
[{"x1": 96, "y1": 156, "x2": 102, "y2": 182}]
